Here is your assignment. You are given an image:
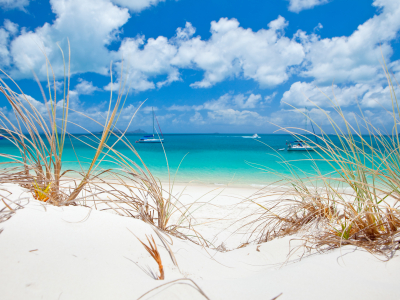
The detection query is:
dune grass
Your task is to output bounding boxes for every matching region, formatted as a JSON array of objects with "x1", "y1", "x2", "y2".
[
  {"x1": 0, "y1": 47, "x2": 203, "y2": 246},
  {"x1": 0, "y1": 43, "x2": 128, "y2": 206},
  {"x1": 243, "y1": 65, "x2": 400, "y2": 258}
]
